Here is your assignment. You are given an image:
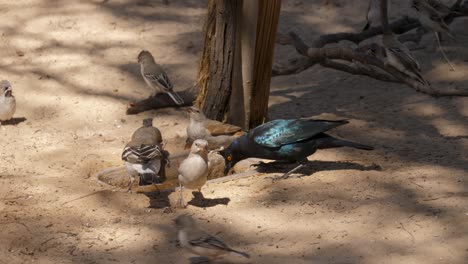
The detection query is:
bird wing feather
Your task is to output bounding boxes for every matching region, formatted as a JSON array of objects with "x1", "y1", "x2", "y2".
[
  {"x1": 144, "y1": 72, "x2": 173, "y2": 90},
  {"x1": 143, "y1": 63, "x2": 173, "y2": 90},
  {"x1": 122, "y1": 144, "x2": 163, "y2": 163},
  {"x1": 252, "y1": 119, "x2": 348, "y2": 148},
  {"x1": 389, "y1": 47, "x2": 420, "y2": 71},
  {"x1": 204, "y1": 119, "x2": 243, "y2": 136},
  {"x1": 189, "y1": 233, "x2": 231, "y2": 251}
]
